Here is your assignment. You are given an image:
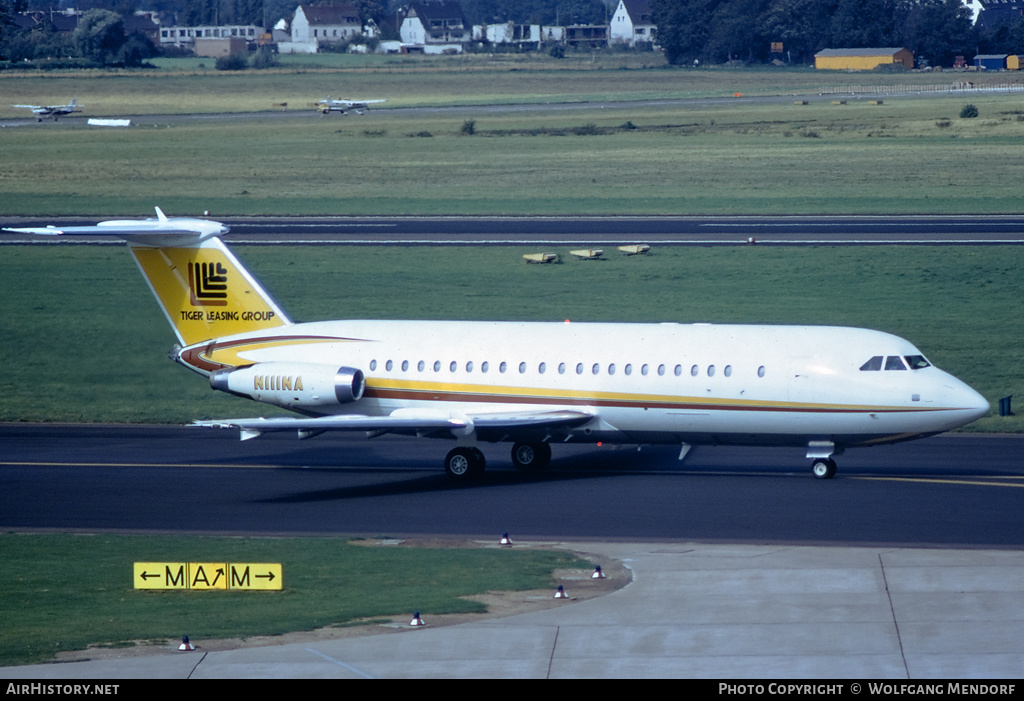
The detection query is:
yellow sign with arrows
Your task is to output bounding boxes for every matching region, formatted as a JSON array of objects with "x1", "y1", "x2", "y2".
[{"x1": 133, "y1": 562, "x2": 282, "y2": 590}]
